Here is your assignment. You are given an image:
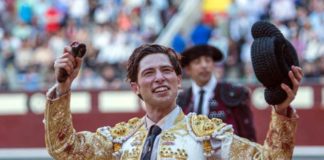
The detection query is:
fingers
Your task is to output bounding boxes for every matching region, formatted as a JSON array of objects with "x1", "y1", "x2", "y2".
[
  {"x1": 288, "y1": 71, "x2": 299, "y2": 93},
  {"x1": 74, "y1": 57, "x2": 82, "y2": 71},
  {"x1": 275, "y1": 66, "x2": 303, "y2": 114},
  {"x1": 64, "y1": 46, "x2": 72, "y2": 53},
  {"x1": 291, "y1": 65, "x2": 303, "y2": 81},
  {"x1": 54, "y1": 53, "x2": 76, "y2": 75},
  {"x1": 276, "y1": 82, "x2": 295, "y2": 112},
  {"x1": 281, "y1": 65, "x2": 303, "y2": 101},
  {"x1": 288, "y1": 65, "x2": 303, "y2": 93},
  {"x1": 281, "y1": 83, "x2": 295, "y2": 101}
]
